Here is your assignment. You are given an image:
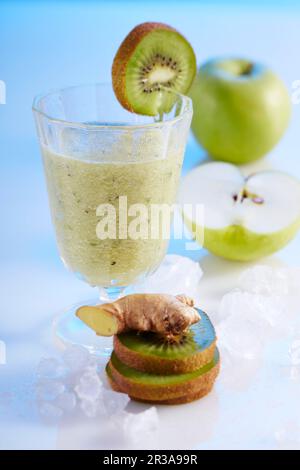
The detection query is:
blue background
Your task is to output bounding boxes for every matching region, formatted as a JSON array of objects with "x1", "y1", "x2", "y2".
[
  {"x1": 1, "y1": 0, "x2": 300, "y2": 450},
  {"x1": 2, "y1": 0, "x2": 300, "y2": 271}
]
